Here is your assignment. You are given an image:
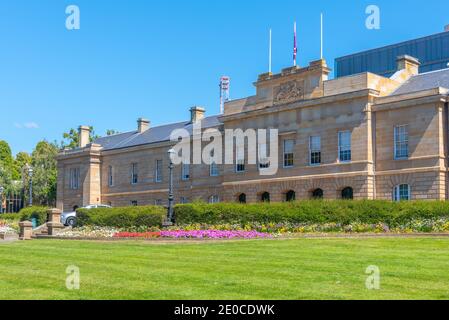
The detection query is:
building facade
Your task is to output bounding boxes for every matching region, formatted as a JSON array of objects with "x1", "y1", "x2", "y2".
[
  {"x1": 56, "y1": 55, "x2": 449, "y2": 211},
  {"x1": 335, "y1": 26, "x2": 449, "y2": 78}
]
